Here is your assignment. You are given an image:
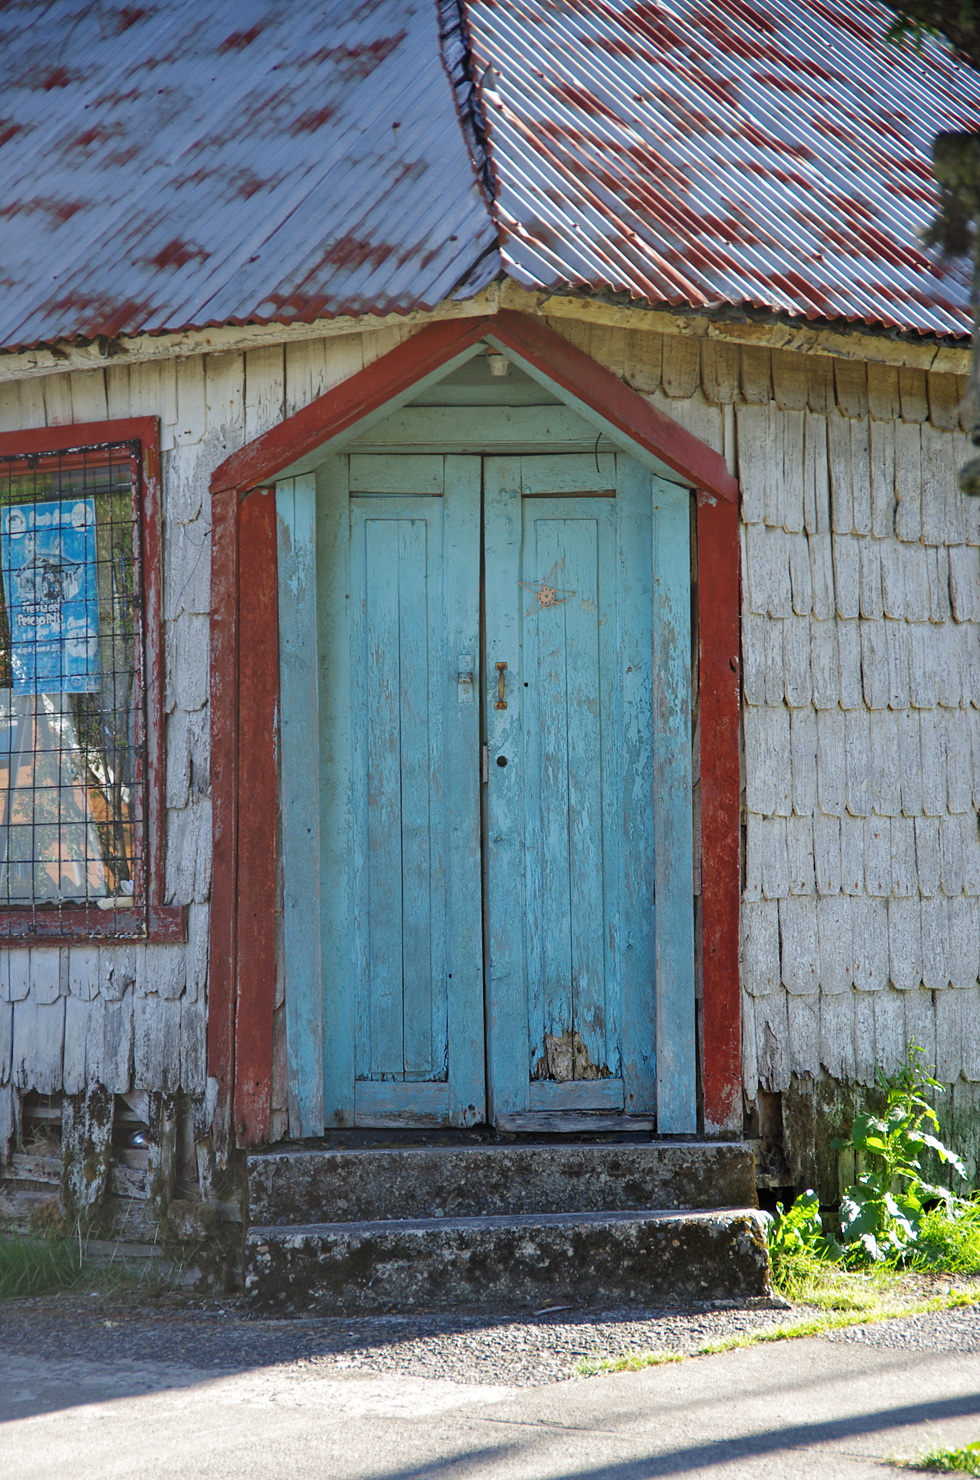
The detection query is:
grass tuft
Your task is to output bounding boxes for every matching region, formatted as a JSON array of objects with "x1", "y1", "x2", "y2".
[
  {"x1": 575, "y1": 1272, "x2": 978, "y2": 1379},
  {"x1": 907, "y1": 1200, "x2": 980, "y2": 1275},
  {"x1": 575, "y1": 1350, "x2": 683, "y2": 1377},
  {"x1": 0, "y1": 1233, "x2": 88, "y2": 1300},
  {"x1": 902, "y1": 1440, "x2": 980, "y2": 1474}
]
